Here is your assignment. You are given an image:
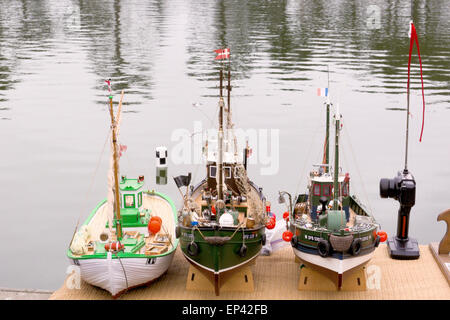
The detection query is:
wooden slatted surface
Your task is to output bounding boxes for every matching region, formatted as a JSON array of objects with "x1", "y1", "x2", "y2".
[{"x1": 50, "y1": 244, "x2": 450, "y2": 300}]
